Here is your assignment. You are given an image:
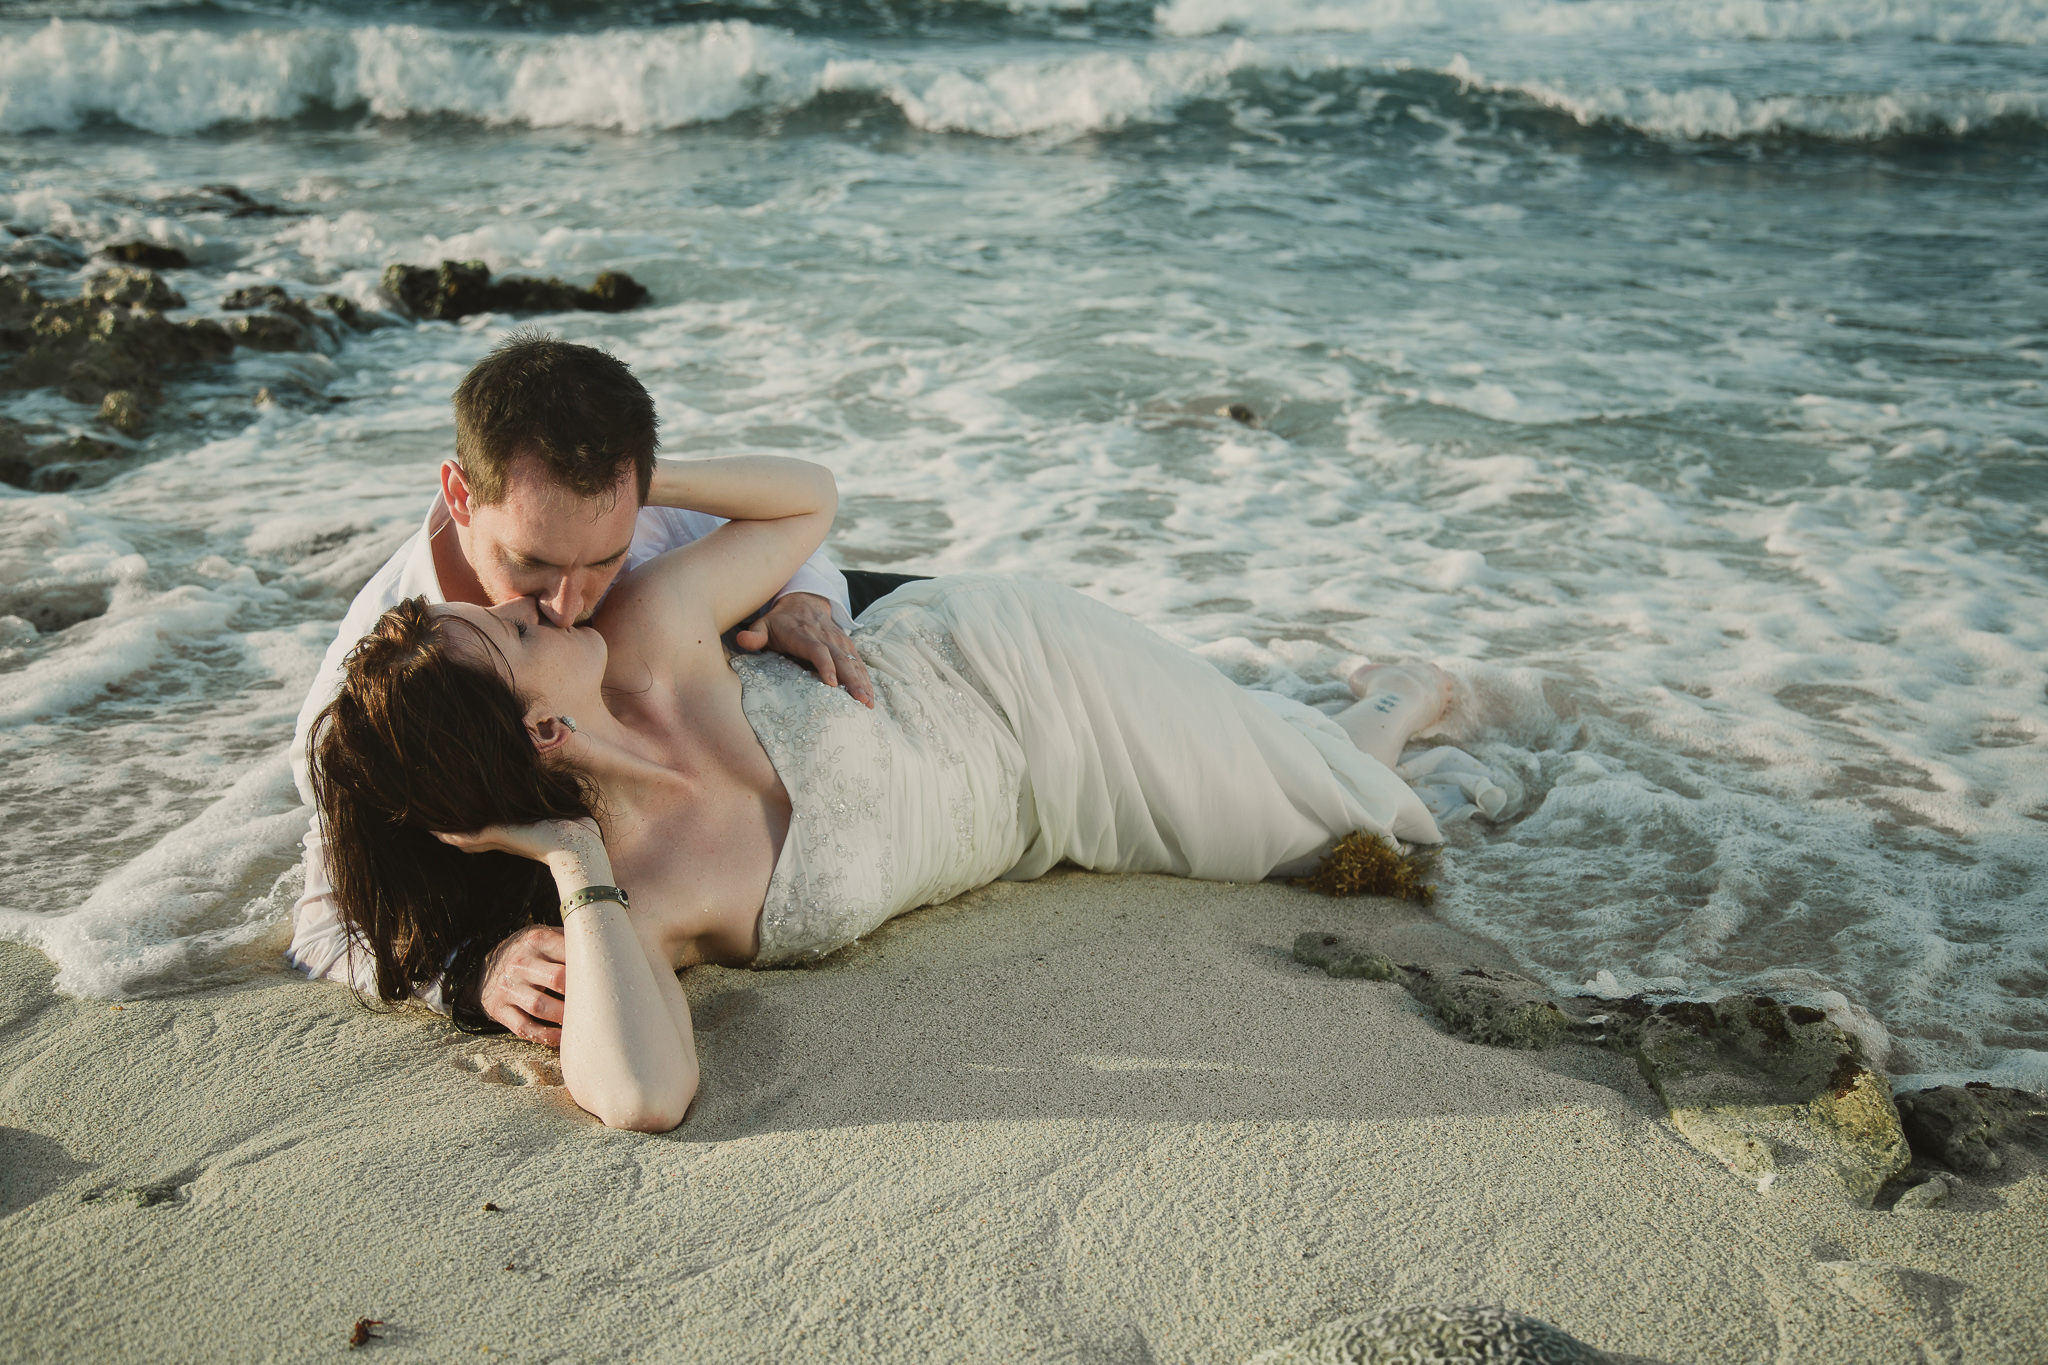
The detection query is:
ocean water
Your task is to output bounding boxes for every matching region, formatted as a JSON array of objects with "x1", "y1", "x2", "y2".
[{"x1": 1, "y1": 0, "x2": 2043, "y2": 1091}]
